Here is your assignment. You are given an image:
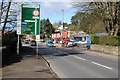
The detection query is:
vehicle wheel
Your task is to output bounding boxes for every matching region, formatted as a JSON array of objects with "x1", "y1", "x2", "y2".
[
  {"x1": 77, "y1": 44, "x2": 79, "y2": 47},
  {"x1": 64, "y1": 44, "x2": 67, "y2": 47},
  {"x1": 87, "y1": 45, "x2": 90, "y2": 50},
  {"x1": 62, "y1": 43, "x2": 64, "y2": 47}
]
